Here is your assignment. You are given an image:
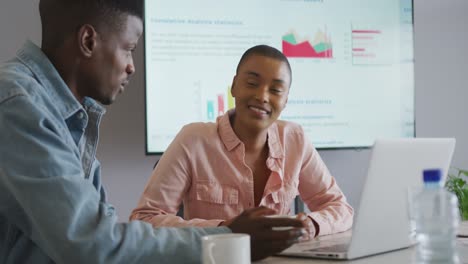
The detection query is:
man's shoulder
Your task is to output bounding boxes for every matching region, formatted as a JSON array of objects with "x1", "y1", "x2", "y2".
[{"x1": 0, "y1": 59, "x2": 38, "y2": 104}]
